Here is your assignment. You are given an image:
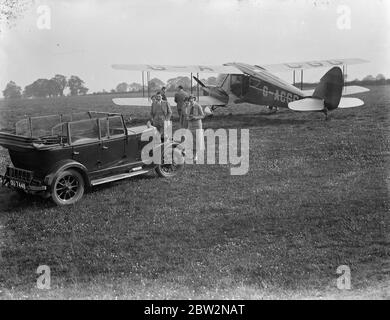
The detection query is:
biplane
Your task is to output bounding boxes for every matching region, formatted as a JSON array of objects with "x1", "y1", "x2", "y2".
[{"x1": 111, "y1": 58, "x2": 369, "y2": 119}]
